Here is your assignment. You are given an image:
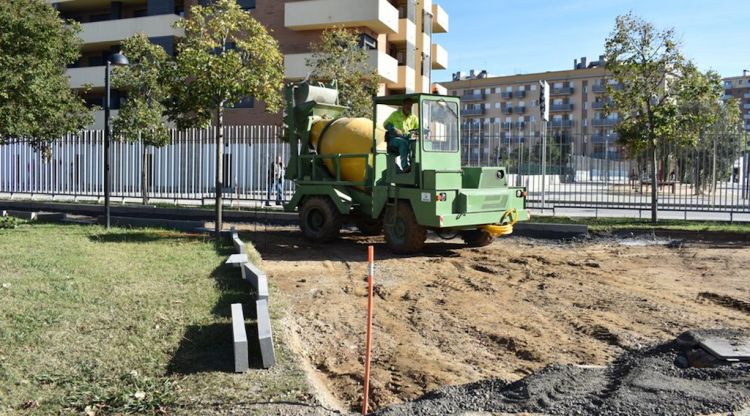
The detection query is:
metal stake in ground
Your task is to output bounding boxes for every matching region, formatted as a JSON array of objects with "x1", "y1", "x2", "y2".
[{"x1": 362, "y1": 245, "x2": 375, "y2": 415}]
